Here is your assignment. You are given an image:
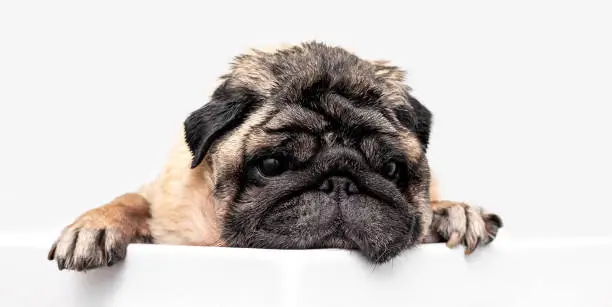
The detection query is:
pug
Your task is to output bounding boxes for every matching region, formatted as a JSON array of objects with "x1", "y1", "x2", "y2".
[{"x1": 48, "y1": 41, "x2": 503, "y2": 271}]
